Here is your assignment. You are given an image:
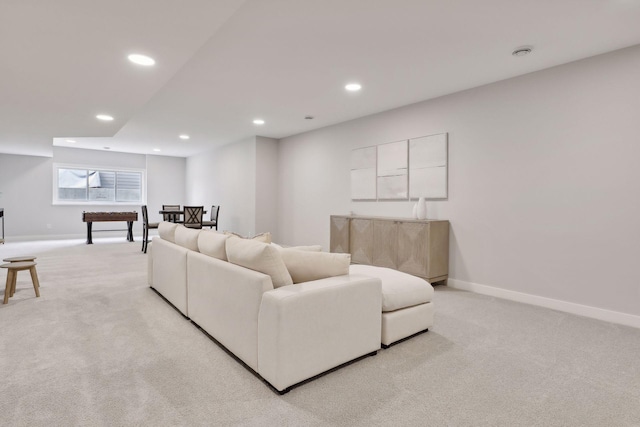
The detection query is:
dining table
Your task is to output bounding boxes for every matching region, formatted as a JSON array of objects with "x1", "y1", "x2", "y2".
[{"x1": 158, "y1": 209, "x2": 207, "y2": 223}]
